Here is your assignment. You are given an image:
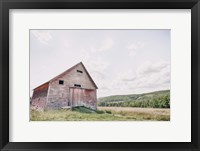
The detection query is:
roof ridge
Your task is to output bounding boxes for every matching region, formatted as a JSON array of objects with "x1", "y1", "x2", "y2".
[{"x1": 33, "y1": 62, "x2": 98, "y2": 90}]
